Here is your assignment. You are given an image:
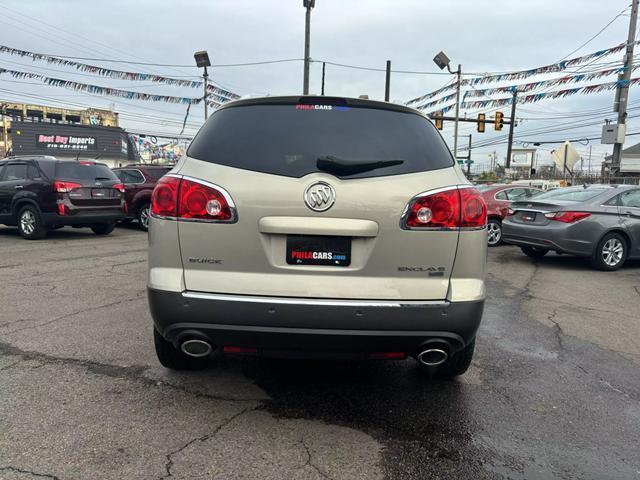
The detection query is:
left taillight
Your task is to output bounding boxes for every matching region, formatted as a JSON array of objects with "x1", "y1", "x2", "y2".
[
  {"x1": 402, "y1": 186, "x2": 486, "y2": 230},
  {"x1": 53, "y1": 180, "x2": 82, "y2": 193},
  {"x1": 113, "y1": 183, "x2": 125, "y2": 193},
  {"x1": 151, "y1": 175, "x2": 236, "y2": 222}
]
